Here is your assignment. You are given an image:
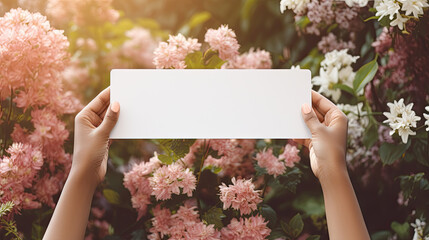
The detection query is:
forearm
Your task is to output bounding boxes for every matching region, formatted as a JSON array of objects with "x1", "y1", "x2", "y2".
[
  {"x1": 43, "y1": 168, "x2": 96, "y2": 240},
  {"x1": 320, "y1": 166, "x2": 370, "y2": 240}
]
